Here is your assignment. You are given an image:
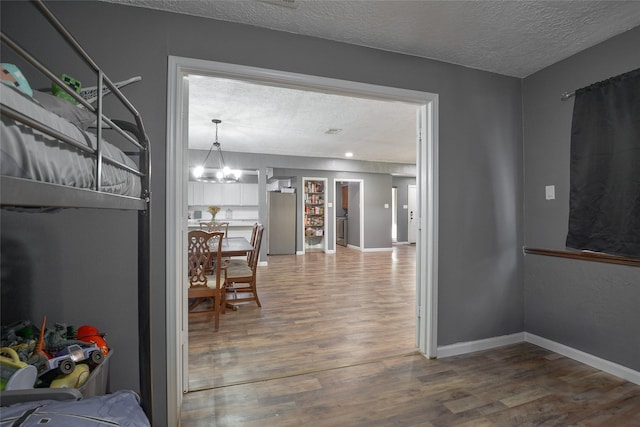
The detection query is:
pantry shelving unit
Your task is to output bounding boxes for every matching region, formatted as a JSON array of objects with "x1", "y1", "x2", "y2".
[{"x1": 303, "y1": 177, "x2": 327, "y2": 253}]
